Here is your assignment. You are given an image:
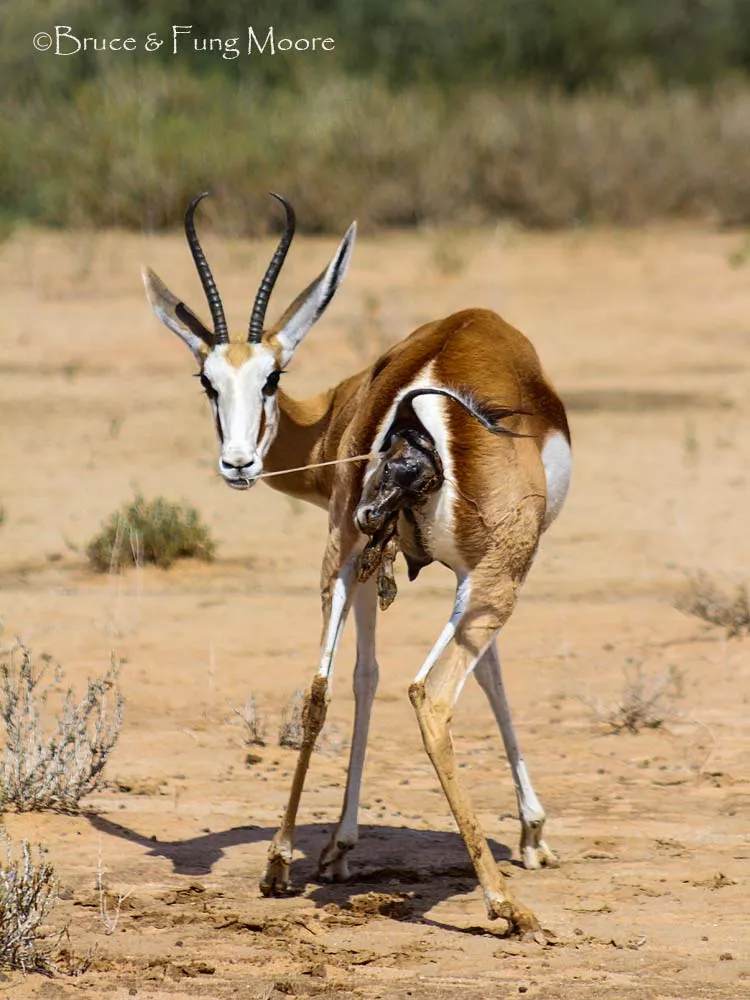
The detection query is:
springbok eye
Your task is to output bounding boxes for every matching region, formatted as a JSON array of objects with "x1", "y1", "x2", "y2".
[
  {"x1": 263, "y1": 370, "x2": 282, "y2": 397},
  {"x1": 200, "y1": 373, "x2": 218, "y2": 400}
]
